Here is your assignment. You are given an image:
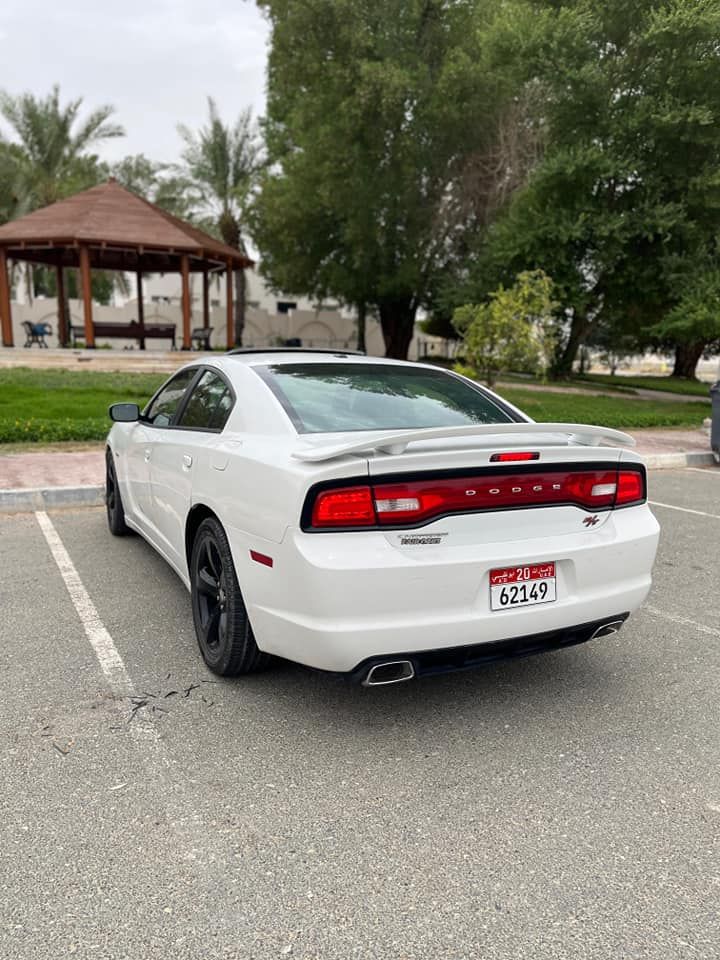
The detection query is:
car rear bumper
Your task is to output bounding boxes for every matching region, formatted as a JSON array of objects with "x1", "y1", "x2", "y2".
[
  {"x1": 234, "y1": 504, "x2": 659, "y2": 673},
  {"x1": 345, "y1": 612, "x2": 629, "y2": 683}
]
